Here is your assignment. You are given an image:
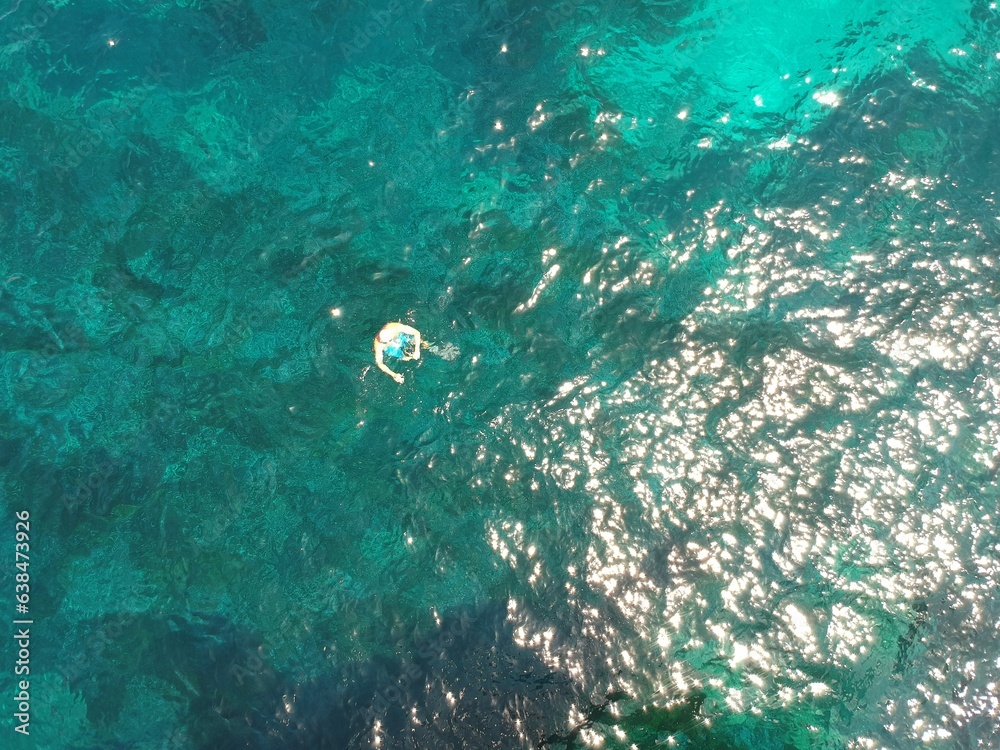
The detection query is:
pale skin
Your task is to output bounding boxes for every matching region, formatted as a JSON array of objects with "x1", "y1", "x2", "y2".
[{"x1": 373, "y1": 322, "x2": 422, "y2": 384}]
